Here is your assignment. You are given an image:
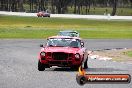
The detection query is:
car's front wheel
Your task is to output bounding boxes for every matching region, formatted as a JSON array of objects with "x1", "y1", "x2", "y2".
[
  {"x1": 71, "y1": 65, "x2": 80, "y2": 71},
  {"x1": 38, "y1": 60, "x2": 45, "y2": 71},
  {"x1": 84, "y1": 58, "x2": 88, "y2": 69}
]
